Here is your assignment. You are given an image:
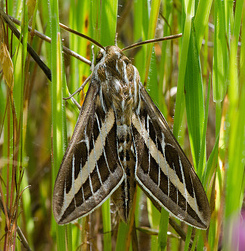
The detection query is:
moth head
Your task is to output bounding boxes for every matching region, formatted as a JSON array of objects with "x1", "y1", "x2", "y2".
[{"x1": 96, "y1": 46, "x2": 131, "y2": 65}]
